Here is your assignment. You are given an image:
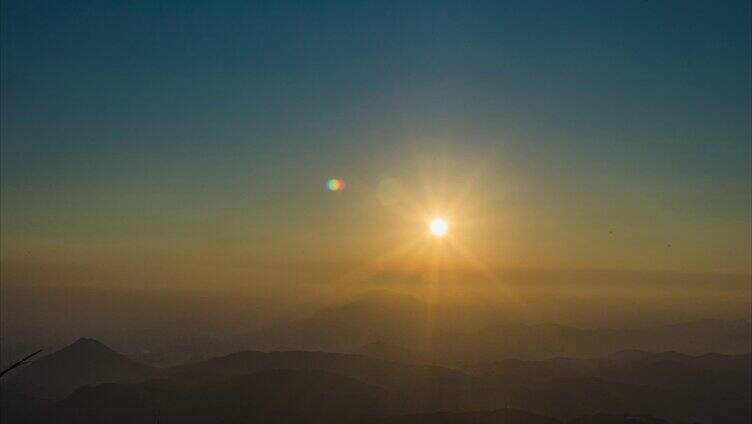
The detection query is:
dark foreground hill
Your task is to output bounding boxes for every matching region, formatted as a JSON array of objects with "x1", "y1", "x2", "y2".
[
  {"x1": 1, "y1": 388, "x2": 77, "y2": 424},
  {"x1": 375, "y1": 410, "x2": 668, "y2": 424},
  {"x1": 471, "y1": 350, "x2": 750, "y2": 423},
  {"x1": 2, "y1": 384, "x2": 669, "y2": 424},
  {"x1": 1, "y1": 338, "x2": 749, "y2": 423},
  {"x1": 165, "y1": 348, "x2": 467, "y2": 411},
  {"x1": 62, "y1": 369, "x2": 390, "y2": 424},
  {"x1": 374, "y1": 409, "x2": 562, "y2": 424}
]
